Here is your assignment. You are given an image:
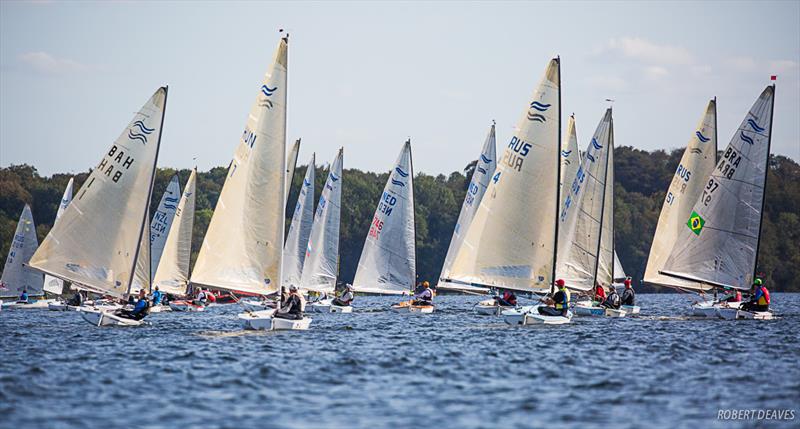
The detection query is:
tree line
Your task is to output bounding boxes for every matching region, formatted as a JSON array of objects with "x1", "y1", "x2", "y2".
[{"x1": 1, "y1": 147, "x2": 798, "y2": 292}]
